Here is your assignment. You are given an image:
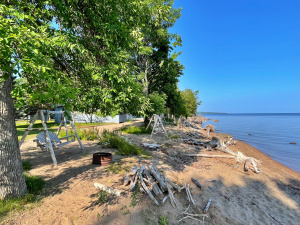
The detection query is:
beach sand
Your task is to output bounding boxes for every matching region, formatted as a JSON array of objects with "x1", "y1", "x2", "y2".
[{"x1": 2, "y1": 118, "x2": 300, "y2": 225}]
